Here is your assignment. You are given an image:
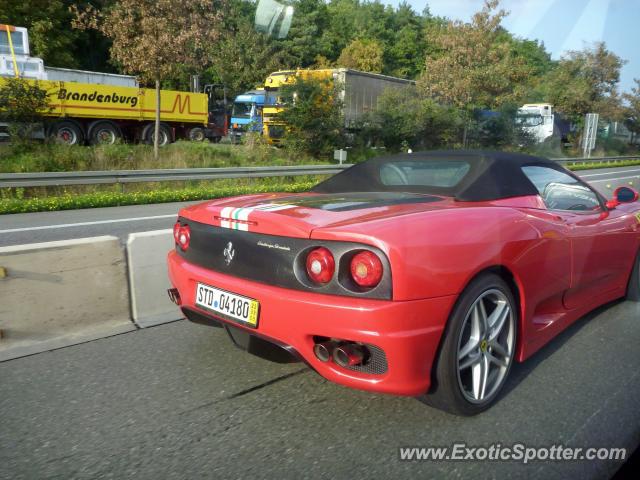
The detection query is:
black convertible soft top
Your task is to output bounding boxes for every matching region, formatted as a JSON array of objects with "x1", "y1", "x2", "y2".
[{"x1": 312, "y1": 150, "x2": 577, "y2": 202}]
